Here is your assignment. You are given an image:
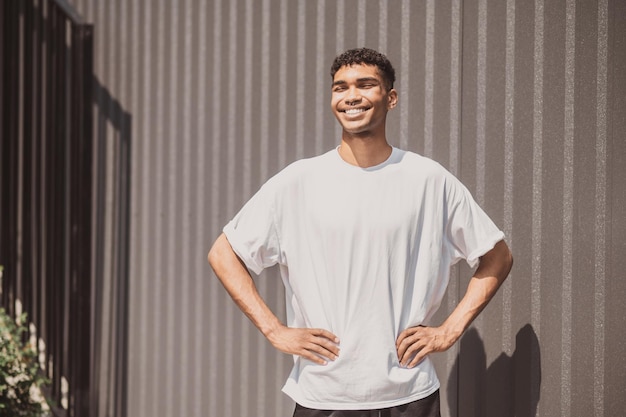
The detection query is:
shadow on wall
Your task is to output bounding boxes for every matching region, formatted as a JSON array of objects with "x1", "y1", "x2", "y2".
[
  {"x1": 447, "y1": 324, "x2": 541, "y2": 417},
  {"x1": 91, "y1": 76, "x2": 132, "y2": 417}
]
